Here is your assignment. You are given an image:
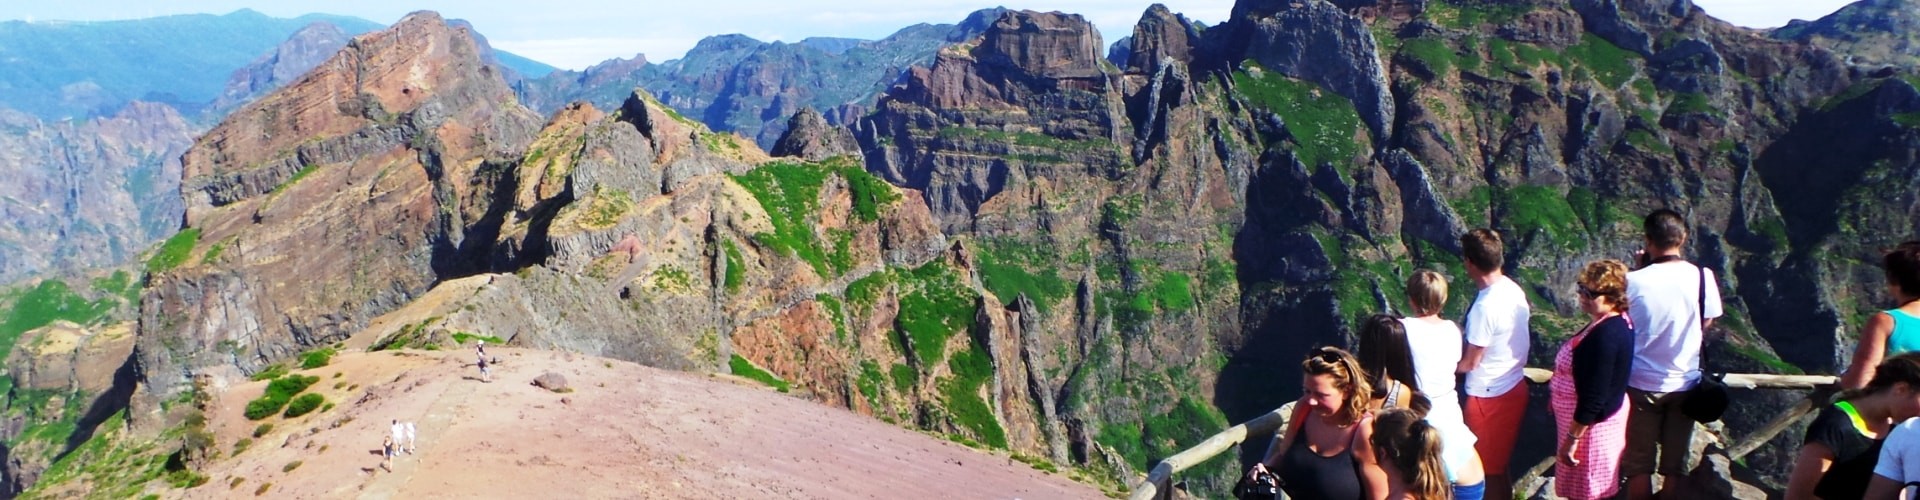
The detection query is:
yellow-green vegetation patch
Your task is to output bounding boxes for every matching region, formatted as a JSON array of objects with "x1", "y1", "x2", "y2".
[
  {"x1": 146, "y1": 227, "x2": 201, "y2": 275},
  {"x1": 894, "y1": 261, "x2": 979, "y2": 368},
  {"x1": 450, "y1": 331, "x2": 505, "y2": 346},
  {"x1": 729, "y1": 160, "x2": 846, "y2": 277},
  {"x1": 299, "y1": 347, "x2": 335, "y2": 370},
  {"x1": 244, "y1": 375, "x2": 320, "y2": 420},
  {"x1": 580, "y1": 187, "x2": 634, "y2": 228},
  {"x1": 249, "y1": 363, "x2": 290, "y2": 381},
  {"x1": 846, "y1": 269, "x2": 894, "y2": 314},
  {"x1": 201, "y1": 236, "x2": 236, "y2": 264},
  {"x1": 1566, "y1": 34, "x2": 1637, "y2": 89},
  {"x1": 0, "y1": 277, "x2": 126, "y2": 363},
  {"x1": 937, "y1": 342, "x2": 1007, "y2": 448},
  {"x1": 1399, "y1": 37, "x2": 1458, "y2": 76},
  {"x1": 721, "y1": 240, "x2": 747, "y2": 293},
  {"x1": 976, "y1": 238, "x2": 1073, "y2": 313},
  {"x1": 856, "y1": 360, "x2": 888, "y2": 408},
  {"x1": 282, "y1": 393, "x2": 325, "y2": 418},
  {"x1": 1232, "y1": 65, "x2": 1366, "y2": 175},
  {"x1": 728, "y1": 354, "x2": 790, "y2": 393},
  {"x1": 651, "y1": 264, "x2": 694, "y2": 292},
  {"x1": 270, "y1": 164, "x2": 319, "y2": 195},
  {"x1": 23, "y1": 410, "x2": 170, "y2": 499},
  {"x1": 372, "y1": 316, "x2": 443, "y2": 351}
]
